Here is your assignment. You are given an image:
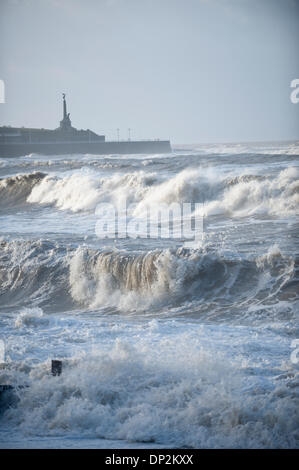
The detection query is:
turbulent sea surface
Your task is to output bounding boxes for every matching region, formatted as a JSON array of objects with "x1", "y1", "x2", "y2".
[{"x1": 0, "y1": 141, "x2": 298, "y2": 448}]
